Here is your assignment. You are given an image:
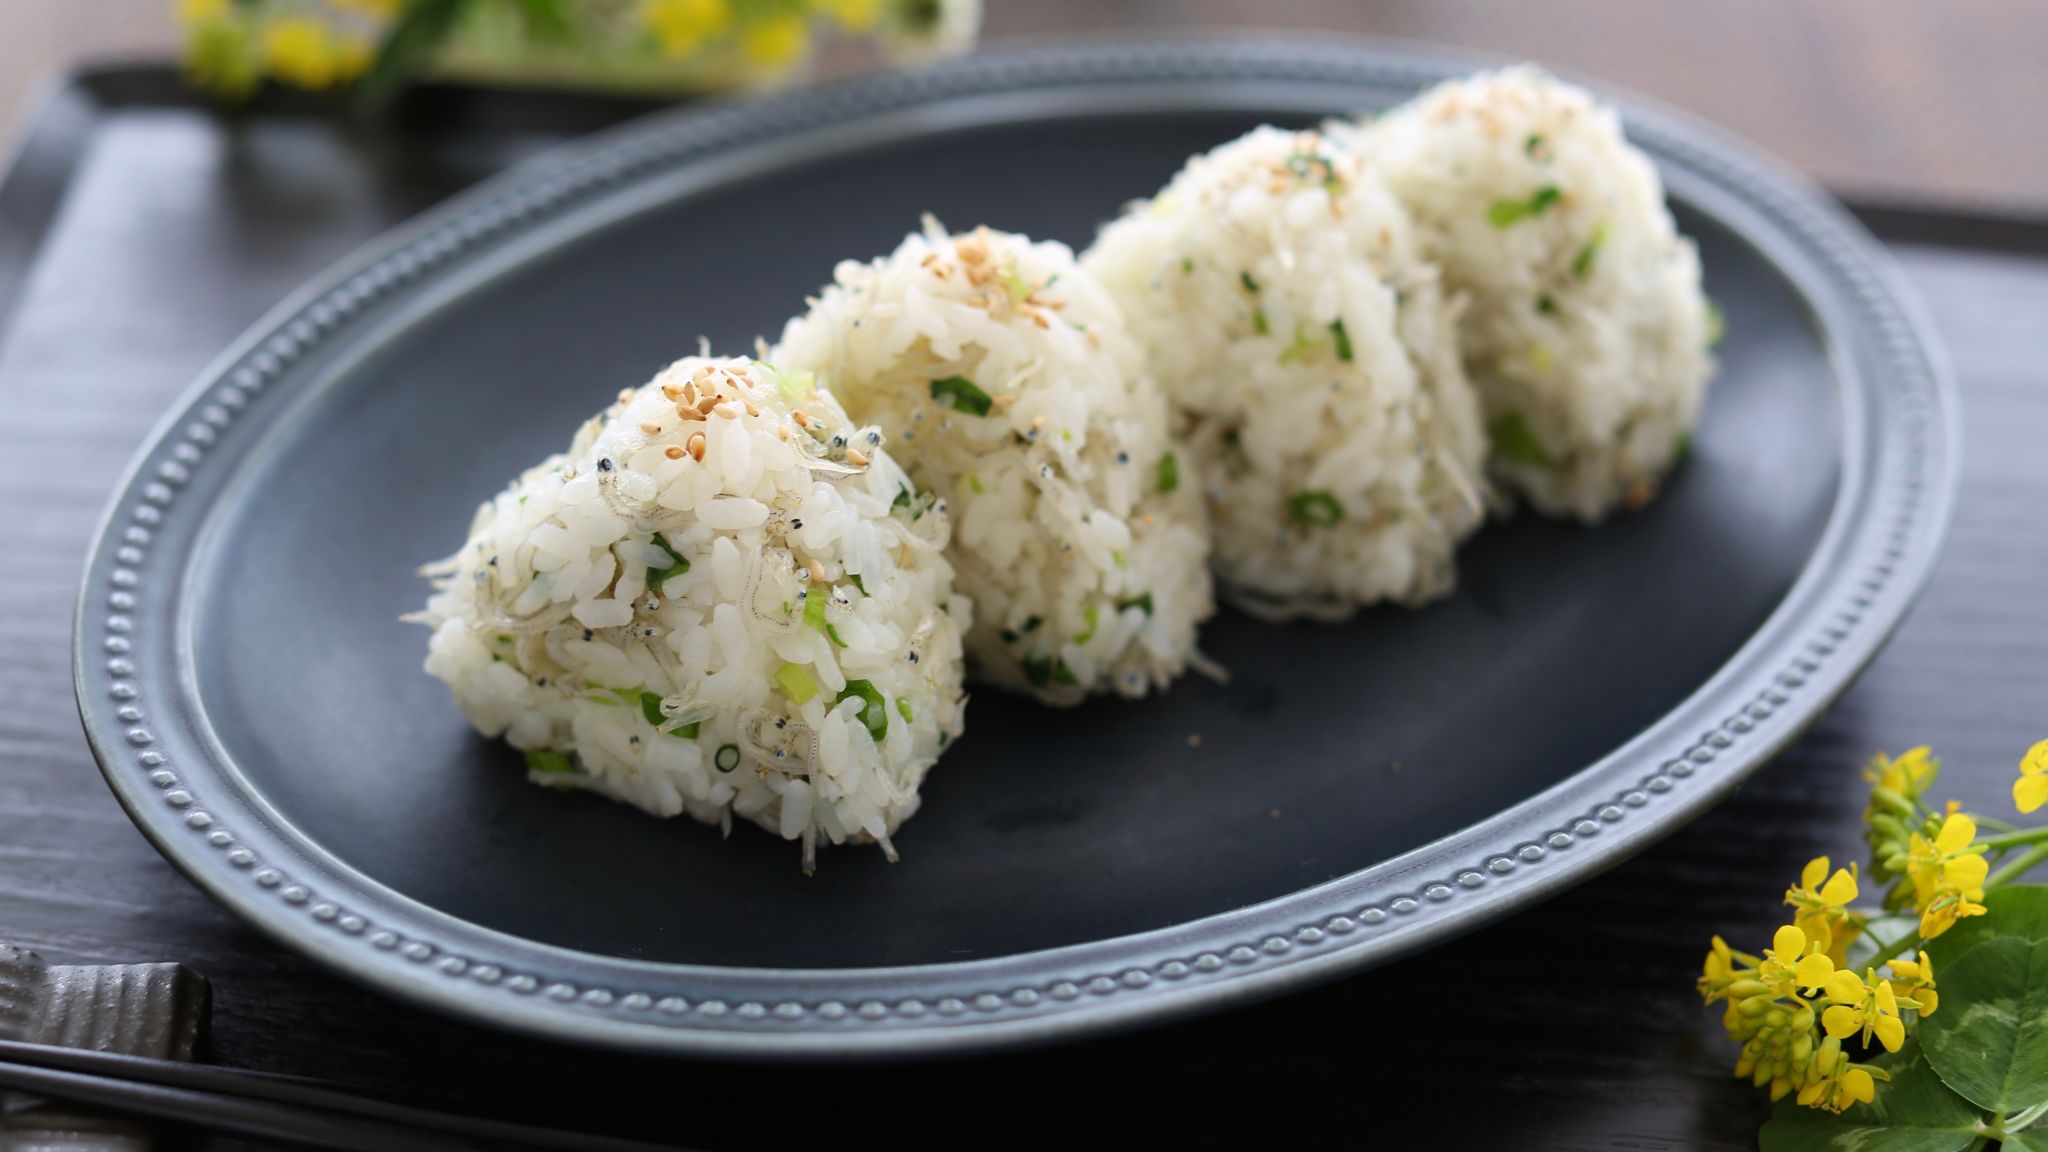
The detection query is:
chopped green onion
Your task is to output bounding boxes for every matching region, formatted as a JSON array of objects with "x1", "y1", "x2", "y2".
[
  {"x1": 1288, "y1": 490, "x2": 1343, "y2": 528},
  {"x1": 1240, "y1": 271, "x2": 1260, "y2": 293},
  {"x1": 1111, "y1": 549, "x2": 1127, "y2": 569},
  {"x1": 1571, "y1": 221, "x2": 1610, "y2": 279},
  {"x1": 1330, "y1": 320, "x2": 1354, "y2": 362},
  {"x1": 776, "y1": 663, "x2": 819, "y2": 705},
  {"x1": 714, "y1": 744, "x2": 740, "y2": 773},
  {"x1": 846, "y1": 572, "x2": 866, "y2": 596},
  {"x1": 1278, "y1": 328, "x2": 1317, "y2": 364},
  {"x1": 777, "y1": 369, "x2": 814, "y2": 399},
  {"x1": 1118, "y1": 592, "x2": 1154, "y2": 616},
  {"x1": 896, "y1": 697, "x2": 914, "y2": 724},
  {"x1": 836, "y1": 679, "x2": 889, "y2": 741},
  {"x1": 892, "y1": 485, "x2": 911, "y2": 510},
  {"x1": 639, "y1": 691, "x2": 666, "y2": 728},
  {"x1": 825, "y1": 623, "x2": 848, "y2": 649},
  {"x1": 1252, "y1": 309, "x2": 1270, "y2": 336},
  {"x1": 1489, "y1": 411, "x2": 1555, "y2": 467},
  {"x1": 1157, "y1": 452, "x2": 1179, "y2": 494},
  {"x1": 1487, "y1": 184, "x2": 1563, "y2": 228},
  {"x1": 1074, "y1": 603, "x2": 1099, "y2": 645},
  {"x1": 1673, "y1": 431, "x2": 1694, "y2": 464},
  {"x1": 1704, "y1": 297, "x2": 1725, "y2": 347},
  {"x1": 524, "y1": 749, "x2": 574, "y2": 775},
  {"x1": 999, "y1": 261, "x2": 1033, "y2": 303},
  {"x1": 1525, "y1": 133, "x2": 1547, "y2": 158},
  {"x1": 1181, "y1": 257, "x2": 1195, "y2": 273},
  {"x1": 1536, "y1": 293, "x2": 1557, "y2": 316},
  {"x1": 929, "y1": 375, "x2": 993, "y2": 417},
  {"x1": 804, "y1": 590, "x2": 828, "y2": 632},
  {"x1": 649, "y1": 532, "x2": 690, "y2": 591},
  {"x1": 965, "y1": 472, "x2": 985, "y2": 494}
]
